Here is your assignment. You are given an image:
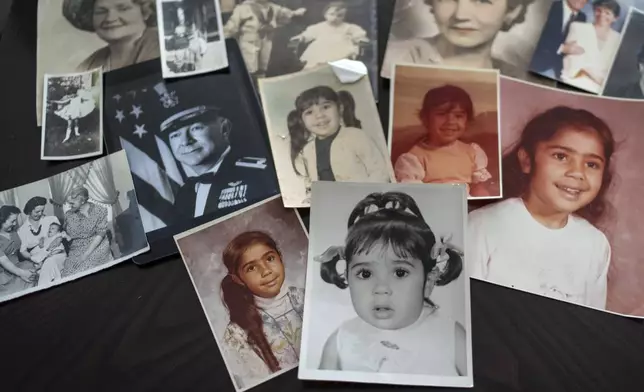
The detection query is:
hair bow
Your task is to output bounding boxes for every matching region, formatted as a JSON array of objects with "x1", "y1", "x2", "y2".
[
  {"x1": 313, "y1": 245, "x2": 345, "y2": 264},
  {"x1": 430, "y1": 234, "x2": 464, "y2": 266}
]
